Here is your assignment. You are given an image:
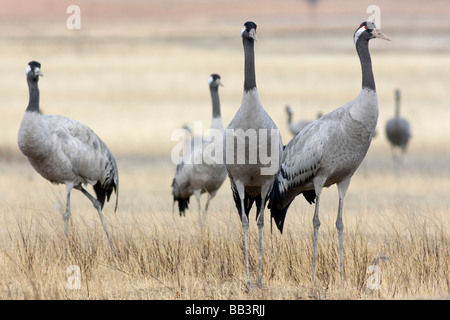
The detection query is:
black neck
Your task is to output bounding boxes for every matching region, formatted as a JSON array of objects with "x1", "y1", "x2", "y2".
[
  {"x1": 210, "y1": 85, "x2": 221, "y2": 118},
  {"x1": 395, "y1": 95, "x2": 400, "y2": 117},
  {"x1": 243, "y1": 37, "x2": 256, "y2": 92},
  {"x1": 26, "y1": 76, "x2": 40, "y2": 113},
  {"x1": 356, "y1": 38, "x2": 375, "y2": 91}
]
